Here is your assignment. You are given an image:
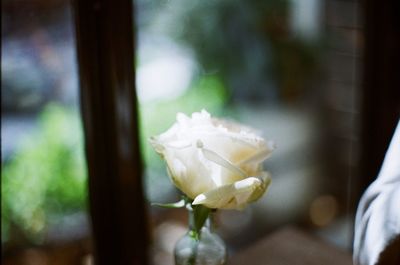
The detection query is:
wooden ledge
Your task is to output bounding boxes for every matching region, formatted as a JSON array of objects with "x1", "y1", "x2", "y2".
[{"x1": 230, "y1": 227, "x2": 352, "y2": 265}]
